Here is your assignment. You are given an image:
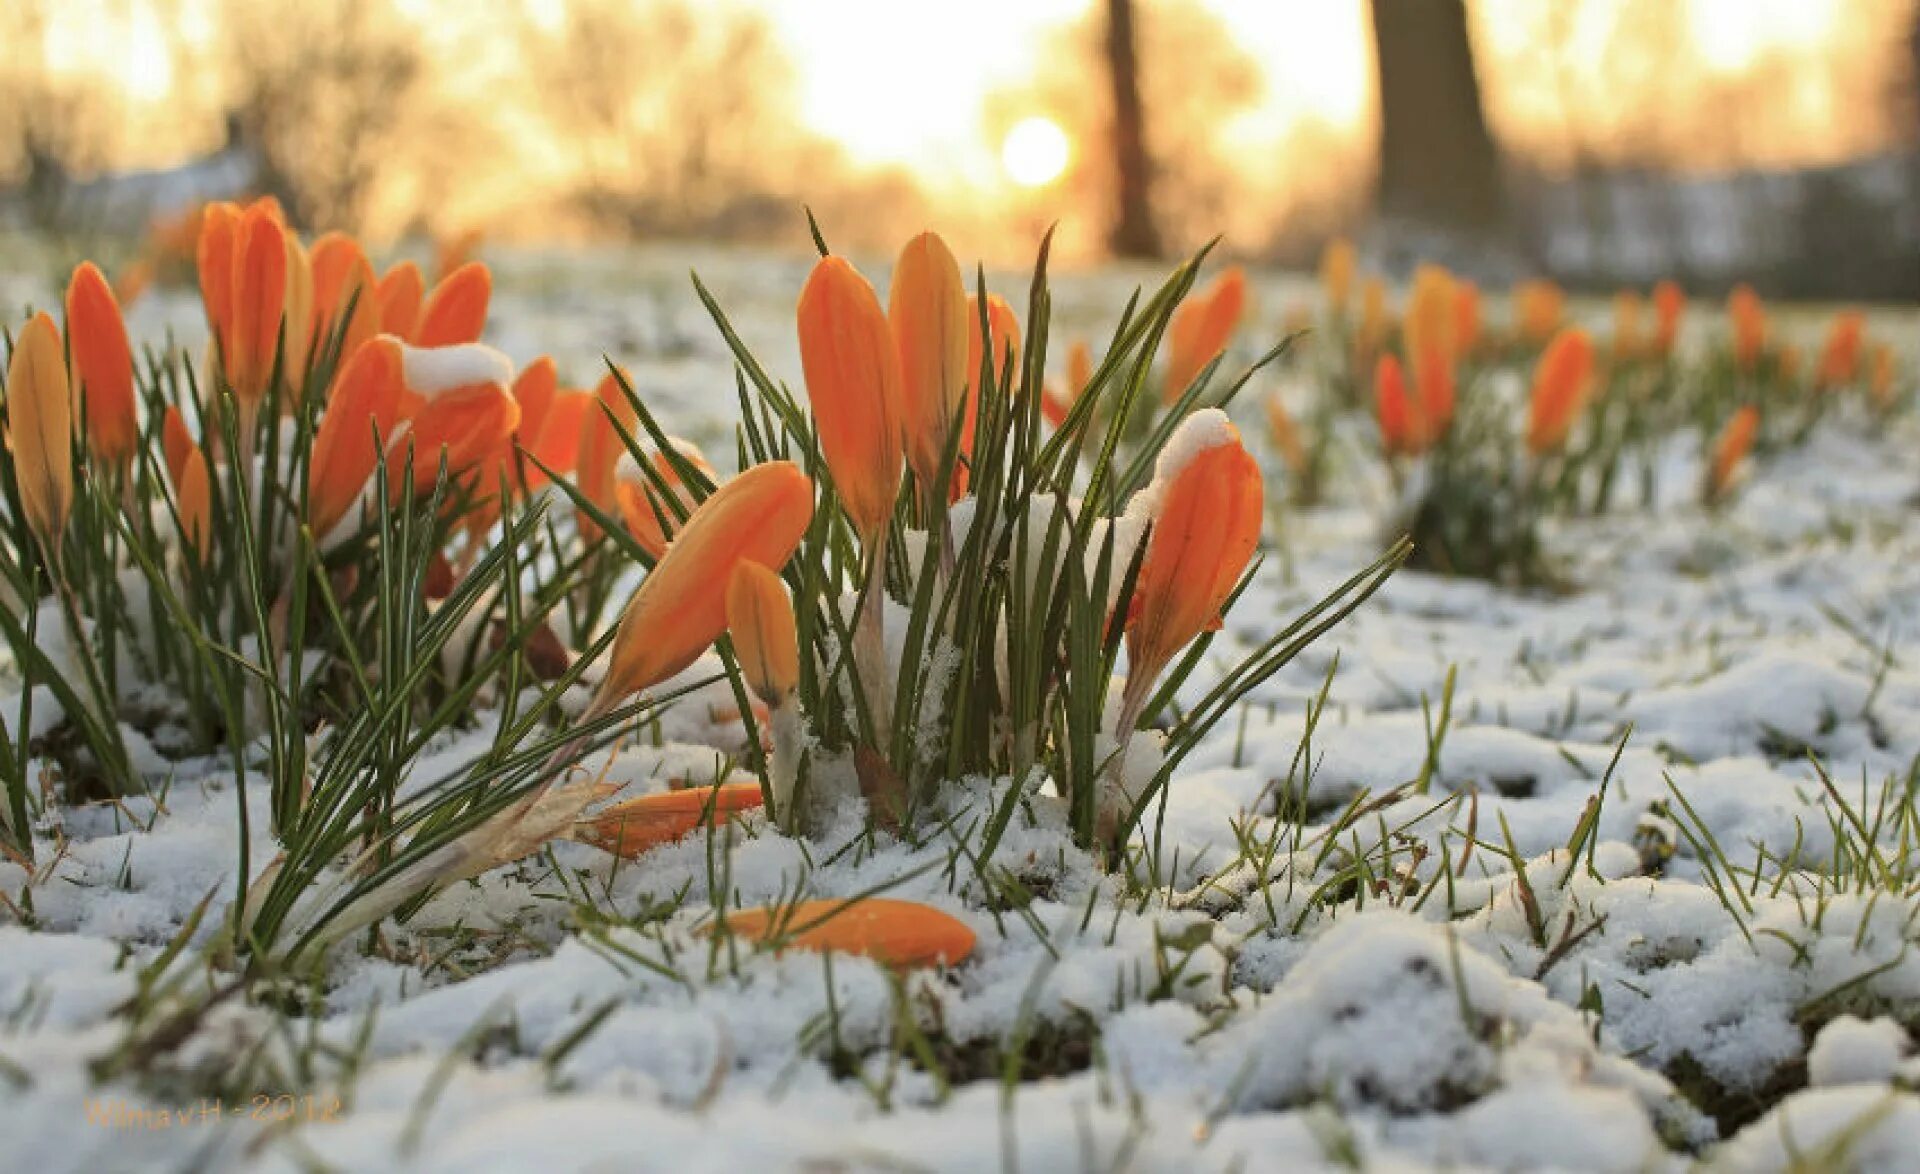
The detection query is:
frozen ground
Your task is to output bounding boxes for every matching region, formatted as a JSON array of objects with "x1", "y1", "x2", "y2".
[{"x1": 4, "y1": 247, "x2": 1920, "y2": 1171}]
